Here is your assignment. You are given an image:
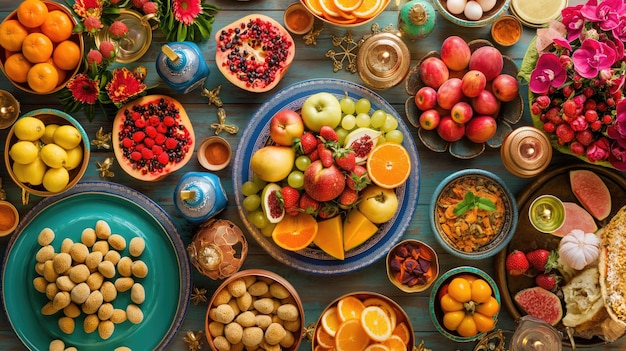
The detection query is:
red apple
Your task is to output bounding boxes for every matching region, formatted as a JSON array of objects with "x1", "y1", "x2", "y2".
[
  {"x1": 461, "y1": 70, "x2": 487, "y2": 98},
  {"x1": 269, "y1": 109, "x2": 304, "y2": 146},
  {"x1": 465, "y1": 115, "x2": 497, "y2": 143},
  {"x1": 451, "y1": 102, "x2": 473, "y2": 124},
  {"x1": 449, "y1": 69, "x2": 468, "y2": 80},
  {"x1": 414, "y1": 86, "x2": 438, "y2": 110},
  {"x1": 472, "y1": 90, "x2": 501, "y2": 116},
  {"x1": 303, "y1": 160, "x2": 346, "y2": 202},
  {"x1": 441, "y1": 36, "x2": 471, "y2": 71},
  {"x1": 492, "y1": 74, "x2": 520, "y2": 102},
  {"x1": 436, "y1": 116, "x2": 465, "y2": 142},
  {"x1": 469, "y1": 46, "x2": 503, "y2": 81},
  {"x1": 419, "y1": 57, "x2": 450, "y2": 89},
  {"x1": 437, "y1": 78, "x2": 464, "y2": 110},
  {"x1": 419, "y1": 109, "x2": 440, "y2": 130}
]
